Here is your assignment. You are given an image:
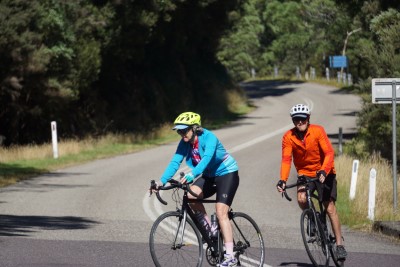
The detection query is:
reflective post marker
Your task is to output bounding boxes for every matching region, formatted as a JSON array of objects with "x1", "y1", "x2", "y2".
[
  {"x1": 51, "y1": 121, "x2": 58, "y2": 159},
  {"x1": 368, "y1": 168, "x2": 377, "y2": 221},
  {"x1": 349, "y1": 159, "x2": 359, "y2": 200}
]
